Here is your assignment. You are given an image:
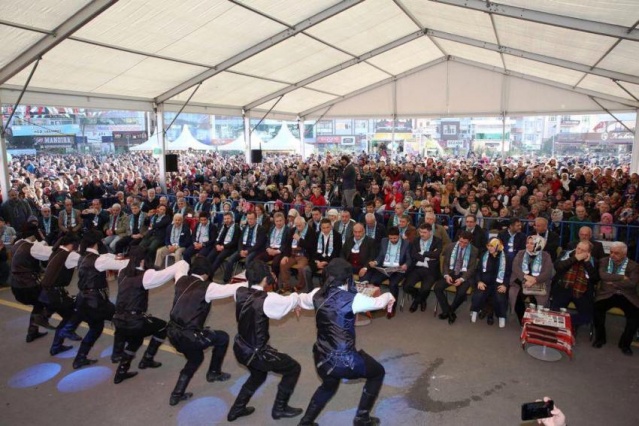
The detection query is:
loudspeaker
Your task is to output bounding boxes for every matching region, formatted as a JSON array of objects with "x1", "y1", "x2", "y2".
[
  {"x1": 165, "y1": 154, "x2": 178, "y2": 172},
  {"x1": 250, "y1": 149, "x2": 263, "y2": 164}
]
